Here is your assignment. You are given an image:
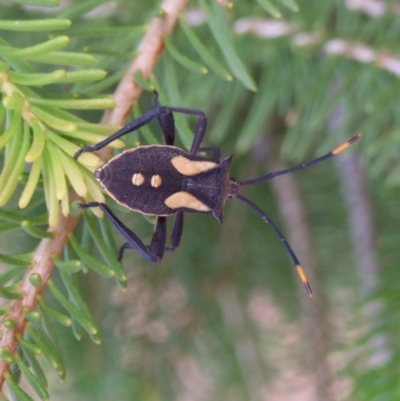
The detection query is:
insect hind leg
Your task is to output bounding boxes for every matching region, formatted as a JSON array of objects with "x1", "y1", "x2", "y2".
[
  {"x1": 165, "y1": 212, "x2": 184, "y2": 252},
  {"x1": 78, "y1": 202, "x2": 166, "y2": 263}
]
